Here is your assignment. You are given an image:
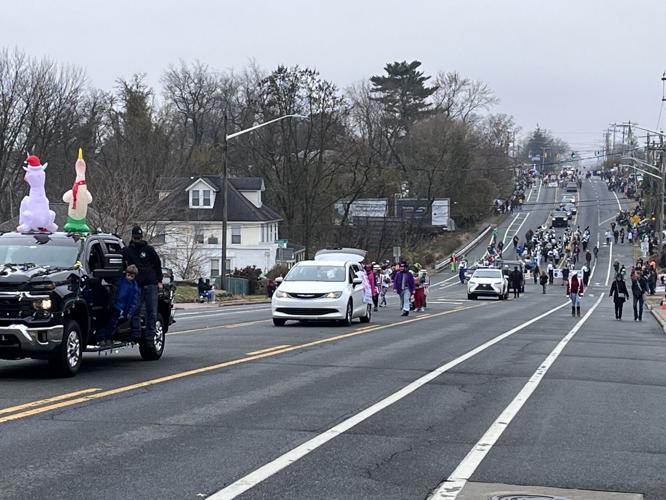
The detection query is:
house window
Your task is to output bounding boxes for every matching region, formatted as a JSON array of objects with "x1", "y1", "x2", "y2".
[
  {"x1": 231, "y1": 226, "x2": 241, "y2": 244},
  {"x1": 207, "y1": 235, "x2": 218, "y2": 245},
  {"x1": 210, "y1": 259, "x2": 220, "y2": 278},
  {"x1": 194, "y1": 226, "x2": 204, "y2": 244},
  {"x1": 191, "y1": 190, "x2": 200, "y2": 207},
  {"x1": 202, "y1": 190, "x2": 211, "y2": 207}
]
